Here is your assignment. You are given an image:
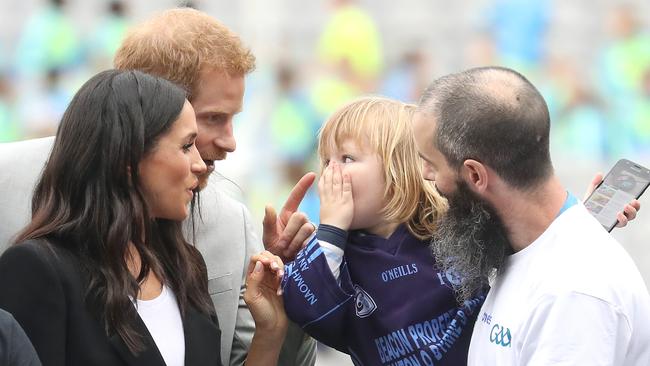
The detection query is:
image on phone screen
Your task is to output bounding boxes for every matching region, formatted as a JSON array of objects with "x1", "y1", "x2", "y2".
[{"x1": 584, "y1": 159, "x2": 650, "y2": 231}]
